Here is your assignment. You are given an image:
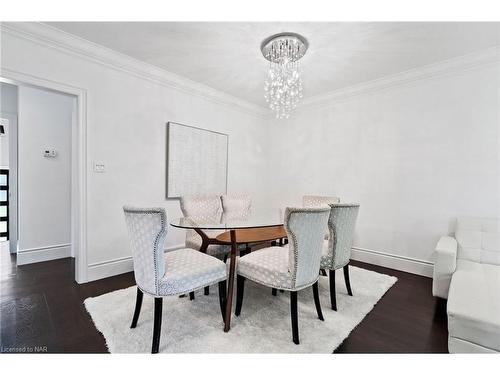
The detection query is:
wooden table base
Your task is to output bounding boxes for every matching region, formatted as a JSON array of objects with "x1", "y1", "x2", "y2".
[{"x1": 224, "y1": 229, "x2": 237, "y2": 332}]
